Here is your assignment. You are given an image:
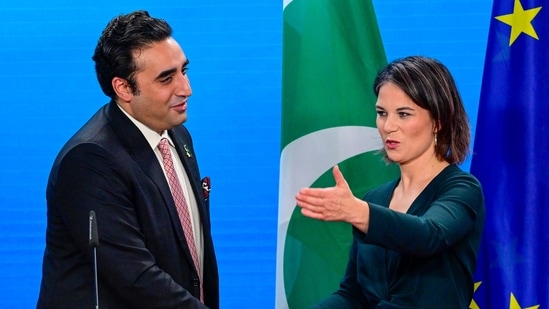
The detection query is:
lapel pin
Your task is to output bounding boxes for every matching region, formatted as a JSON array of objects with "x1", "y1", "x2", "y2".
[{"x1": 183, "y1": 144, "x2": 192, "y2": 158}]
